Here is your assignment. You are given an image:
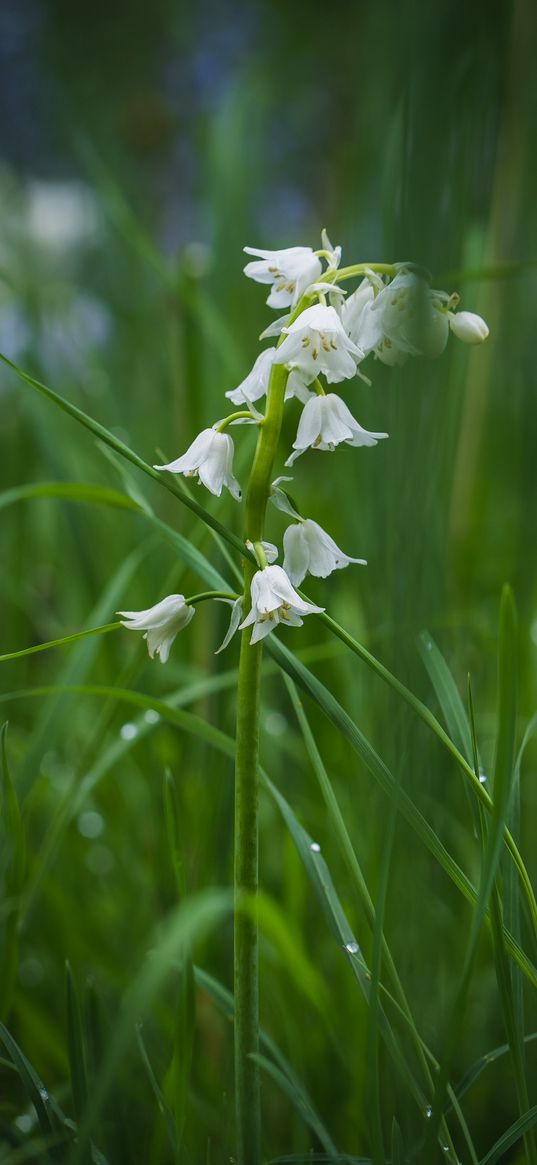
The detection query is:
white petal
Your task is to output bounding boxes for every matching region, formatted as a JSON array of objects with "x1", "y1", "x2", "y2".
[
  {"x1": 293, "y1": 396, "x2": 324, "y2": 450},
  {"x1": 302, "y1": 520, "x2": 366, "y2": 577},
  {"x1": 283, "y1": 524, "x2": 310, "y2": 586},
  {"x1": 249, "y1": 614, "x2": 279, "y2": 644},
  {"x1": 154, "y1": 428, "x2": 214, "y2": 474}
]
